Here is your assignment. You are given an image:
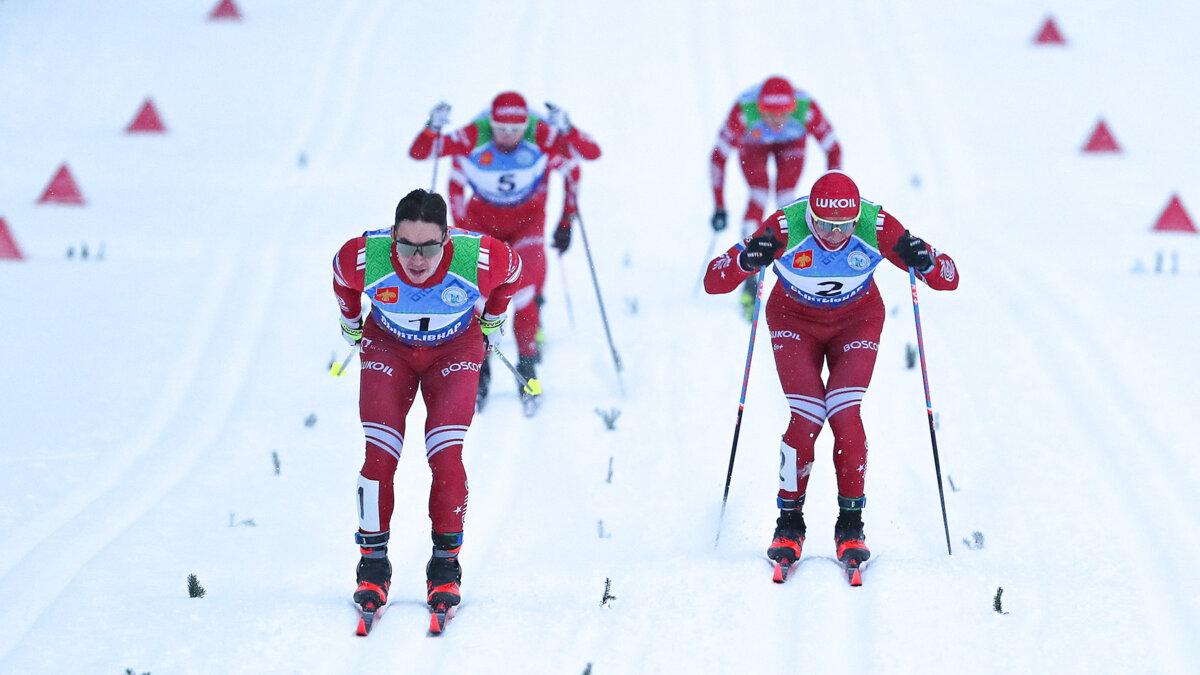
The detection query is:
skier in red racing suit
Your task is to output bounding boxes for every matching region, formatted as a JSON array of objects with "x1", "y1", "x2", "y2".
[{"x1": 704, "y1": 170, "x2": 959, "y2": 578}]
